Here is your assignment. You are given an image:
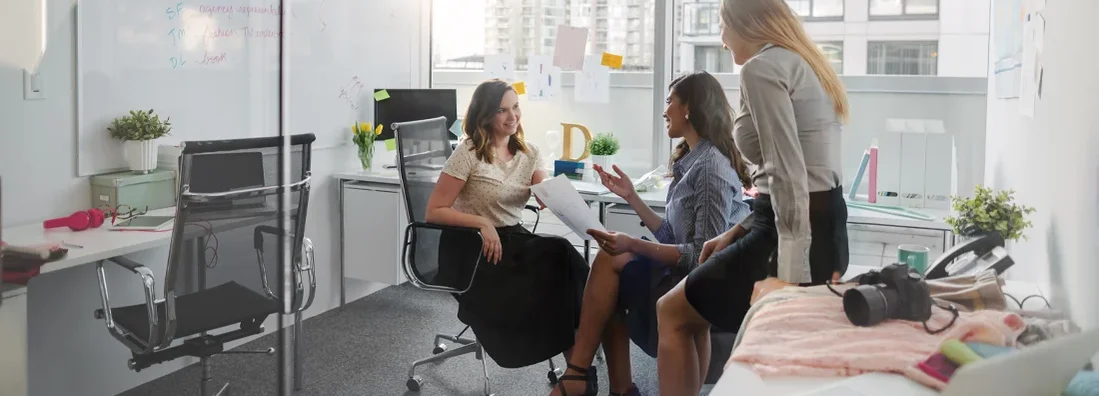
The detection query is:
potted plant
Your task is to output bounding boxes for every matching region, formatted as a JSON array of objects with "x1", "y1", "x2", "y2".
[
  {"x1": 352, "y1": 121, "x2": 383, "y2": 171},
  {"x1": 108, "y1": 109, "x2": 172, "y2": 173},
  {"x1": 588, "y1": 132, "x2": 620, "y2": 180},
  {"x1": 944, "y1": 185, "x2": 1036, "y2": 242}
]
